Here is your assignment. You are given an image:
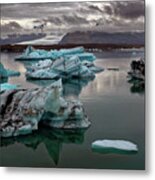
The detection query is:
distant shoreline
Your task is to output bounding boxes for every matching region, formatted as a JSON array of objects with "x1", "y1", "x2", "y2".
[{"x1": 1, "y1": 44, "x2": 144, "y2": 53}]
